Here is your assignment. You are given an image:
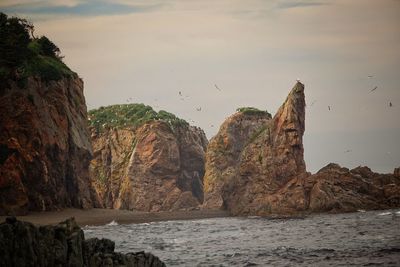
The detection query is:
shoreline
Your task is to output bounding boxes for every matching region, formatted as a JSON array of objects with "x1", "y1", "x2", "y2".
[{"x1": 0, "y1": 208, "x2": 230, "y2": 226}]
